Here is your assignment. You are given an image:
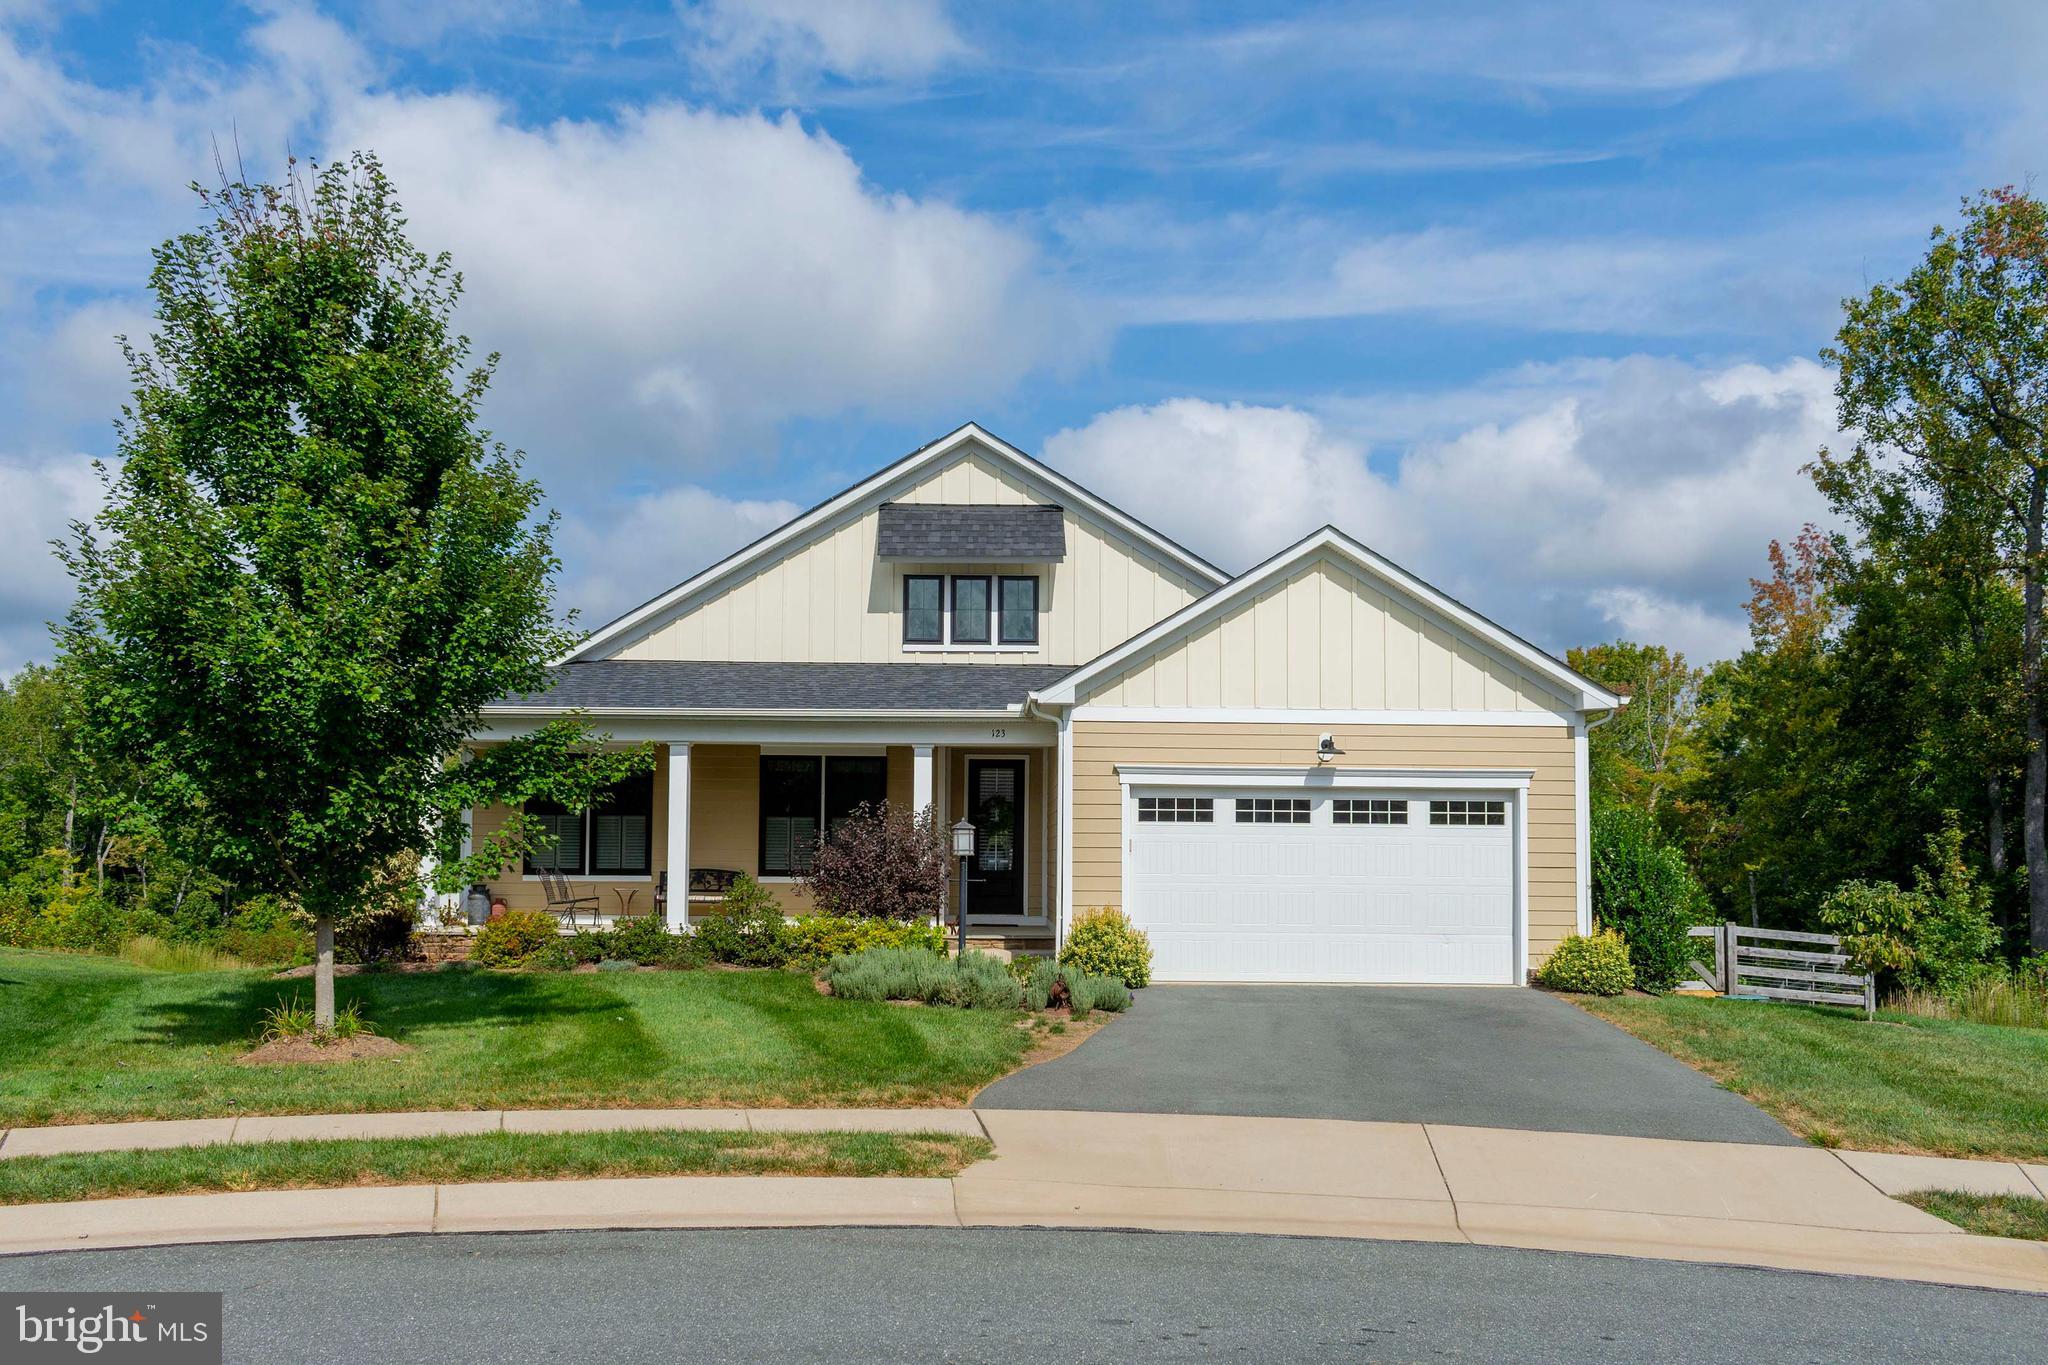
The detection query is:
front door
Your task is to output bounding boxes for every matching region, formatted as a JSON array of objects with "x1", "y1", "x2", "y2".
[{"x1": 966, "y1": 759, "x2": 1026, "y2": 919}]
